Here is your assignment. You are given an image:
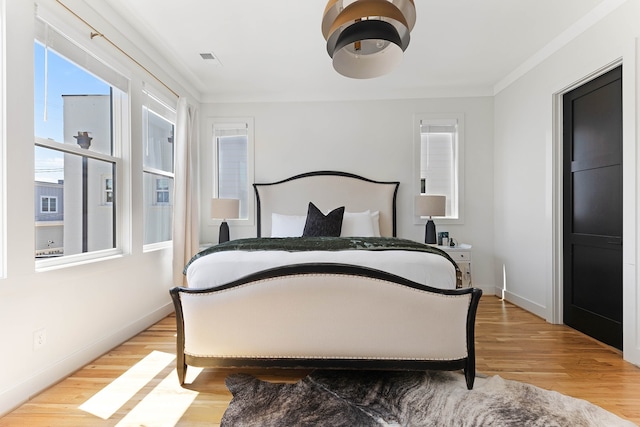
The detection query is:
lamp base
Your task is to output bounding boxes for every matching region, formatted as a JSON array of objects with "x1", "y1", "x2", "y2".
[
  {"x1": 425, "y1": 219, "x2": 437, "y2": 244},
  {"x1": 219, "y1": 221, "x2": 230, "y2": 244}
]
